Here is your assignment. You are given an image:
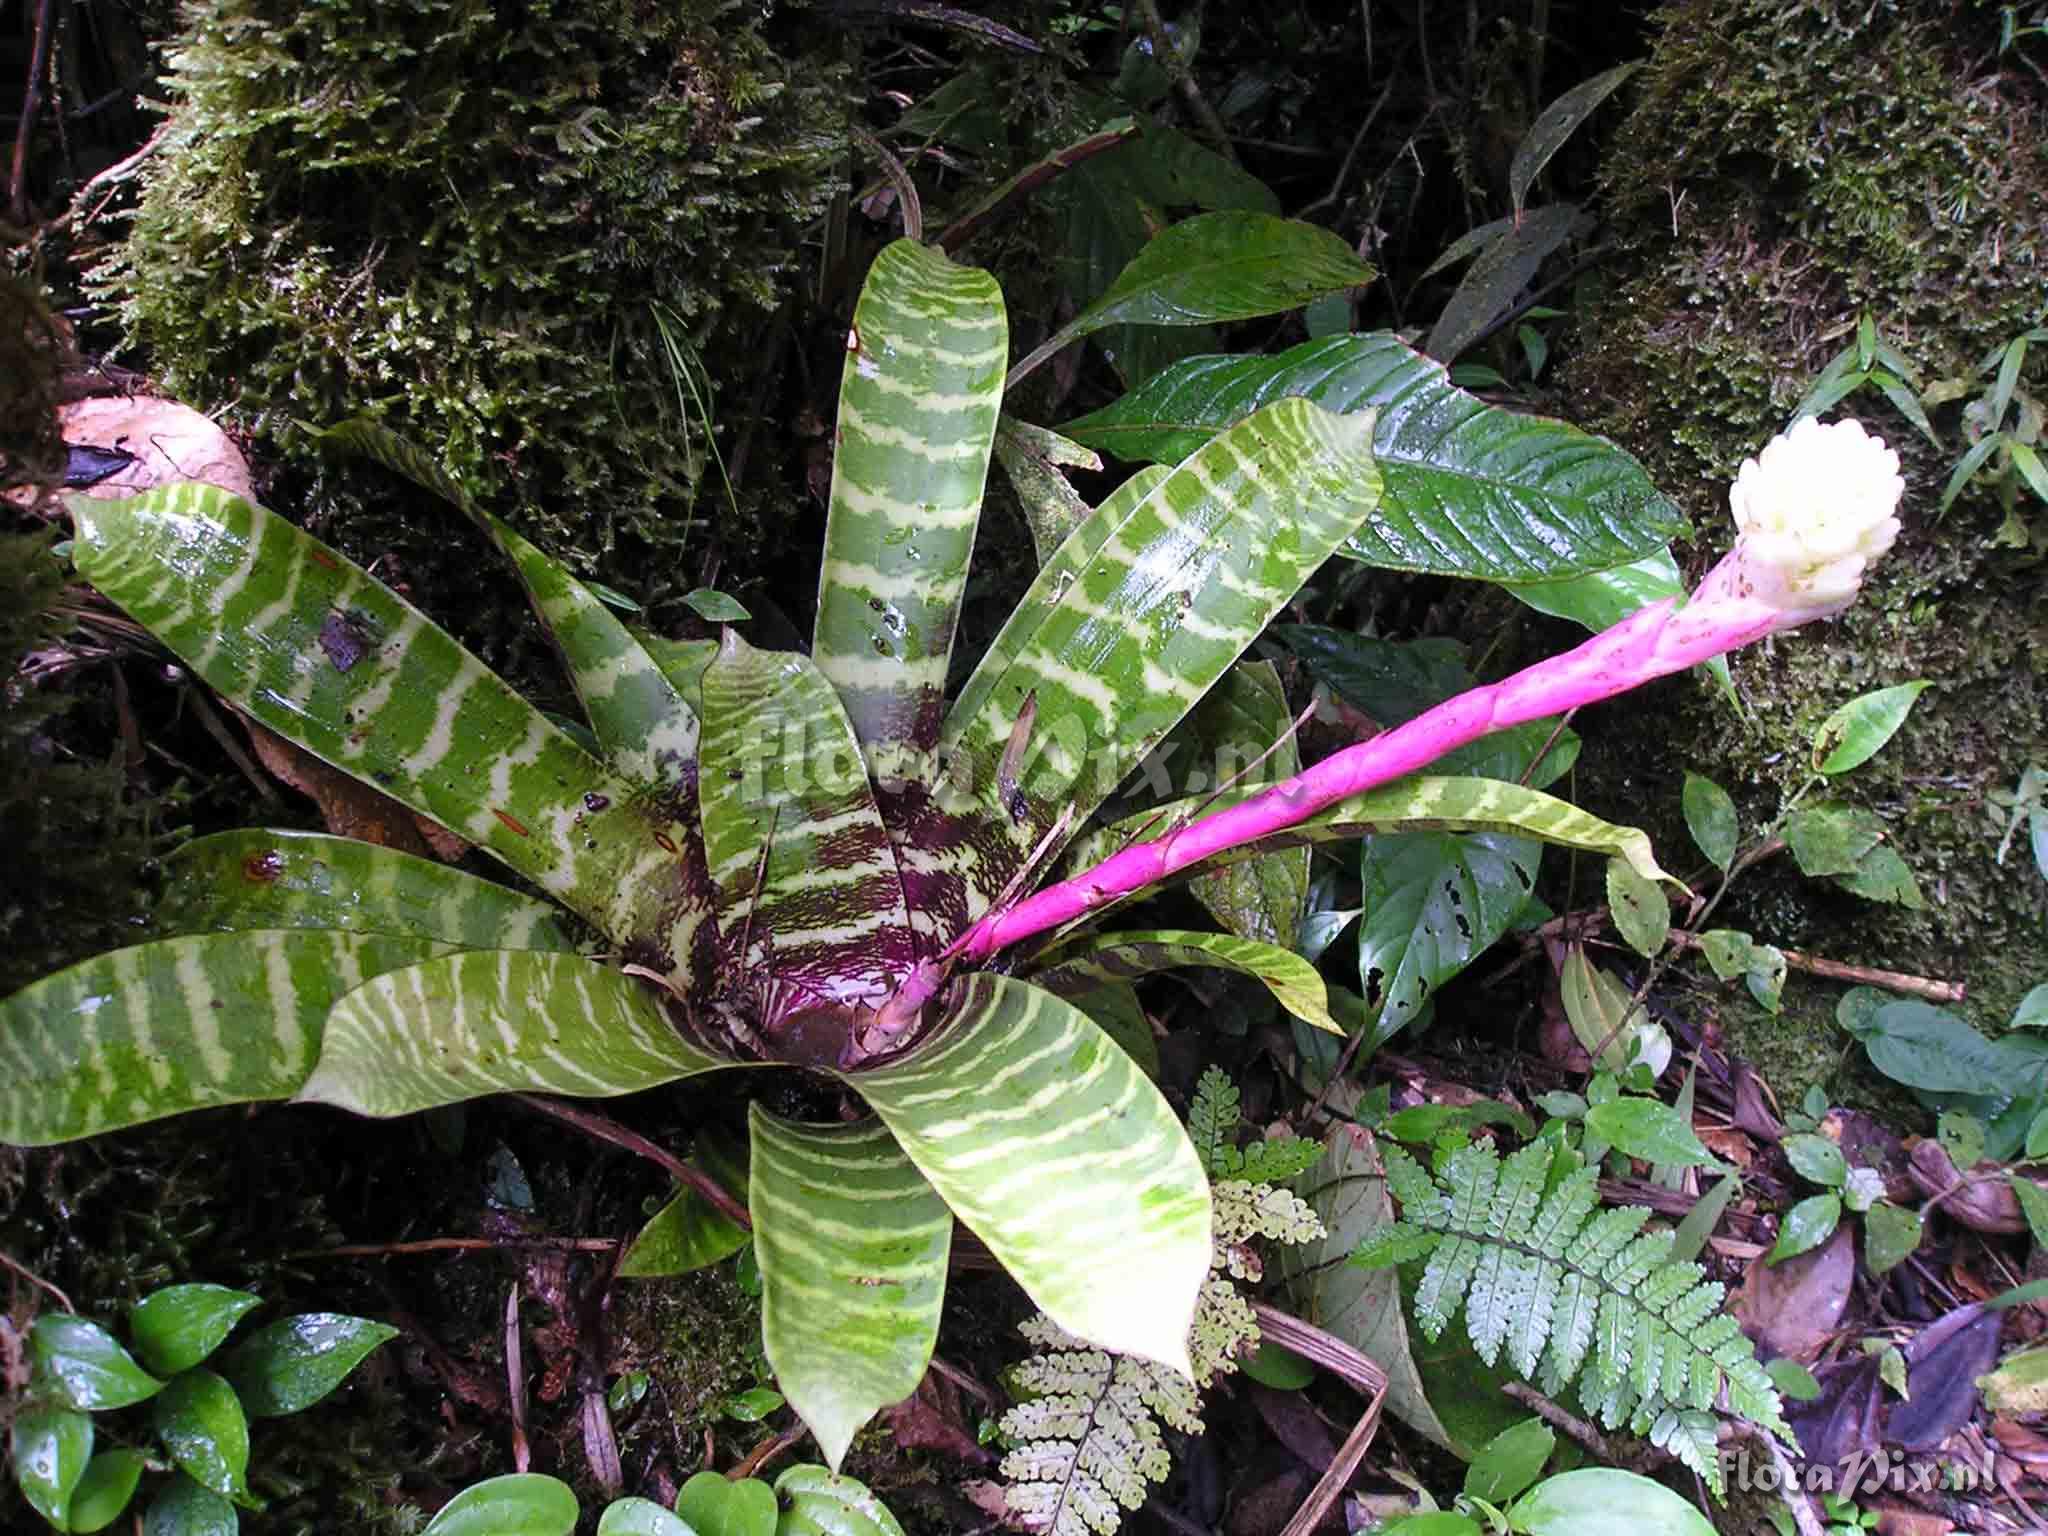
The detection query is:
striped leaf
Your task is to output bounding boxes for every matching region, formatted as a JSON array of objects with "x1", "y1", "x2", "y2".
[
  {"x1": 159, "y1": 830, "x2": 582, "y2": 952},
  {"x1": 69, "y1": 487, "x2": 682, "y2": 948},
  {"x1": 929, "y1": 399, "x2": 1382, "y2": 925},
  {"x1": 696, "y1": 632, "x2": 915, "y2": 1010},
  {"x1": 0, "y1": 931, "x2": 443, "y2": 1145},
  {"x1": 814, "y1": 240, "x2": 1007, "y2": 772},
  {"x1": 1030, "y1": 930, "x2": 1343, "y2": 1034},
  {"x1": 297, "y1": 951, "x2": 733, "y2": 1116},
  {"x1": 748, "y1": 1108, "x2": 952, "y2": 1471},
  {"x1": 1059, "y1": 334, "x2": 1685, "y2": 581},
  {"x1": 850, "y1": 974, "x2": 1210, "y2": 1376},
  {"x1": 317, "y1": 419, "x2": 700, "y2": 788}
]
